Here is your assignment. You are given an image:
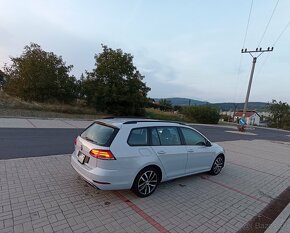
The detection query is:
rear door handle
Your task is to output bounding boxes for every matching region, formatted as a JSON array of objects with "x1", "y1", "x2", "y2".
[
  {"x1": 187, "y1": 149, "x2": 194, "y2": 153},
  {"x1": 157, "y1": 151, "x2": 166, "y2": 155}
]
